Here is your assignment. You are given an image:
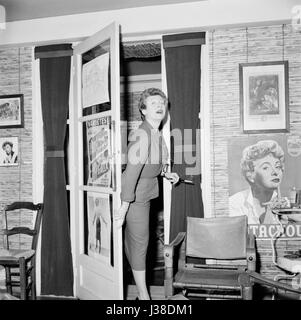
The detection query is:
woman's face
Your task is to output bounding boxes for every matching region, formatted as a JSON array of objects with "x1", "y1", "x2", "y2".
[
  {"x1": 4, "y1": 144, "x2": 12, "y2": 155},
  {"x1": 251, "y1": 154, "x2": 283, "y2": 190},
  {"x1": 142, "y1": 95, "x2": 166, "y2": 122}
]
